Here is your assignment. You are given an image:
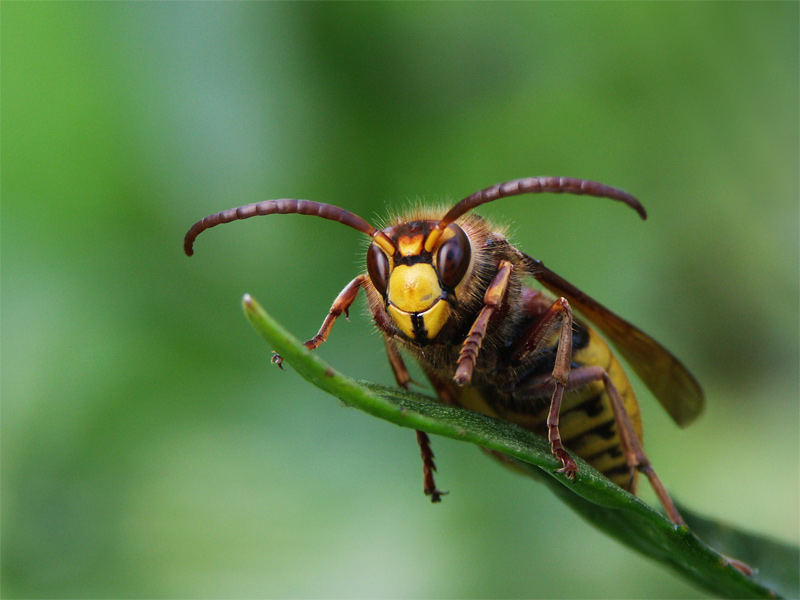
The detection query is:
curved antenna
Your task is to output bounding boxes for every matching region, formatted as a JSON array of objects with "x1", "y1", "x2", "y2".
[
  {"x1": 424, "y1": 177, "x2": 647, "y2": 252},
  {"x1": 184, "y1": 198, "x2": 394, "y2": 256}
]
